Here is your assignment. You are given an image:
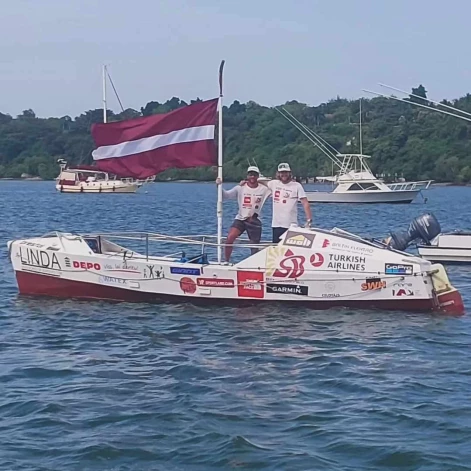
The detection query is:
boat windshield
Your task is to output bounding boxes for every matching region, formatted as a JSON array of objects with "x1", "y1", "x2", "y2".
[{"x1": 346, "y1": 183, "x2": 381, "y2": 191}]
